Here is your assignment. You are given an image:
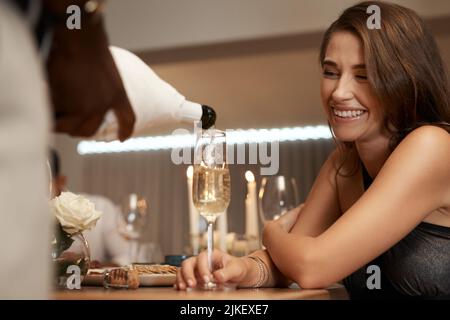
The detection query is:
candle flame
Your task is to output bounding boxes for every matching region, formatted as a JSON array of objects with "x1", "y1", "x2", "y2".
[
  {"x1": 245, "y1": 170, "x2": 255, "y2": 182},
  {"x1": 129, "y1": 193, "x2": 138, "y2": 210},
  {"x1": 186, "y1": 165, "x2": 193, "y2": 179}
]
